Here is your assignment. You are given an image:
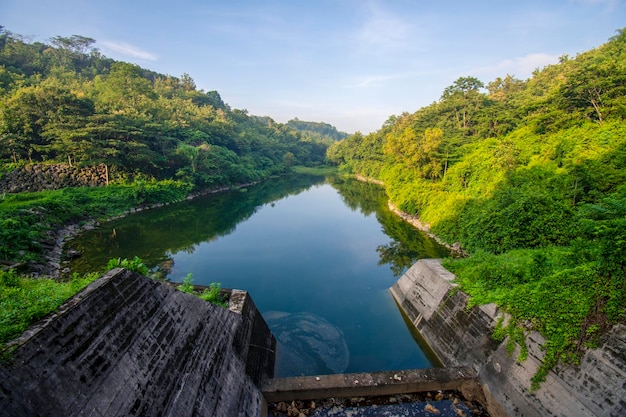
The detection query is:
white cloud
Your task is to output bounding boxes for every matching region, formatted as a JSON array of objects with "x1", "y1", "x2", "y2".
[
  {"x1": 351, "y1": 74, "x2": 397, "y2": 88},
  {"x1": 100, "y1": 40, "x2": 158, "y2": 61},
  {"x1": 471, "y1": 53, "x2": 560, "y2": 81},
  {"x1": 347, "y1": 69, "x2": 431, "y2": 89}
]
